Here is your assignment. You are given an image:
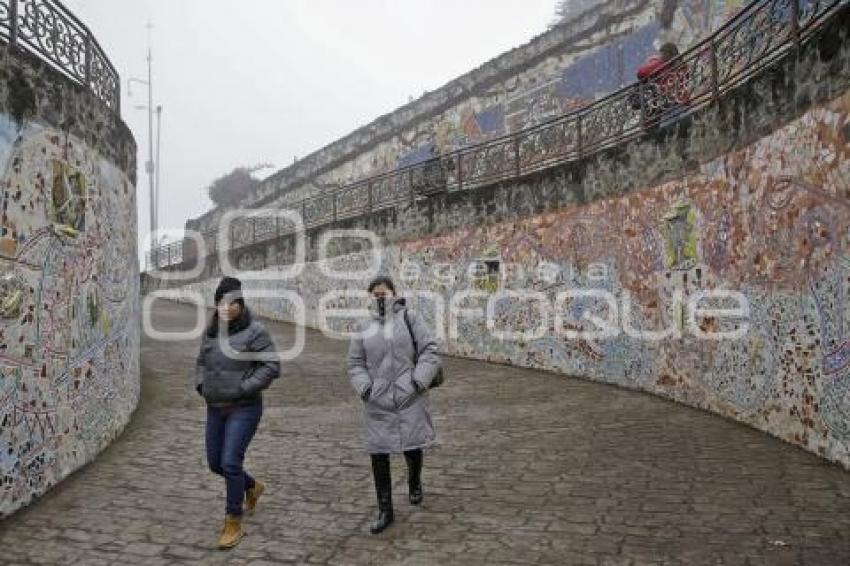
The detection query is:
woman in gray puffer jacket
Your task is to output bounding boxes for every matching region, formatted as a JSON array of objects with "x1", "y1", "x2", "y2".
[
  {"x1": 347, "y1": 276, "x2": 441, "y2": 534},
  {"x1": 195, "y1": 276, "x2": 280, "y2": 550}
]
